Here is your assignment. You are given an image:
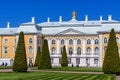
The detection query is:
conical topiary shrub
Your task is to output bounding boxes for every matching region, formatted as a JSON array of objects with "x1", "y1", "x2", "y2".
[
  {"x1": 61, "y1": 46, "x2": 68, "y2": 67},
  {"x1": 34, "y1": 47, "x2": 41, "y2": 67},
  {"x1": 103, "y1": 28, "x2": 120, "y2": 74},
  {"x1": 38, "y1": 39, "x2": 51, "y2": 69},
  {"x1": 13, "y1": 31, "x2": 27, "y2": 72}
]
